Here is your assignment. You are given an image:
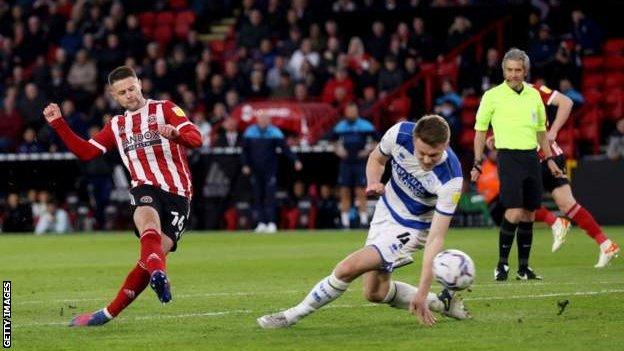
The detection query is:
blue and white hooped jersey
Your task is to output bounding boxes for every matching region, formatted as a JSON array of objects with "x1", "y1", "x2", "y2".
[{"x1": 377, "y1": 122, "x2": 463, "y2": 230}]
